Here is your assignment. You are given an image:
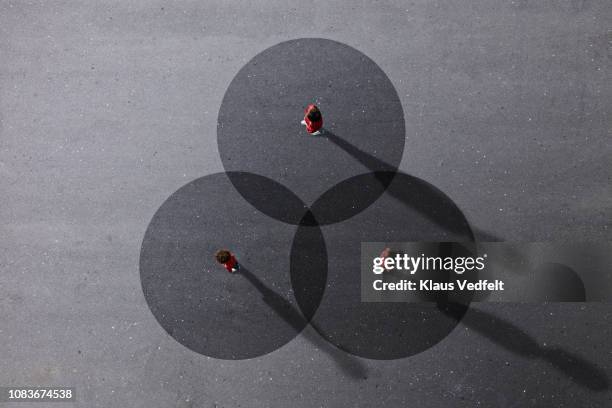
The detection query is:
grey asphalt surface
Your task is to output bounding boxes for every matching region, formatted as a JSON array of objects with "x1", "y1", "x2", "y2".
[{"x1": 1, "y1": 1, "x2": 611, "y2": 407}]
